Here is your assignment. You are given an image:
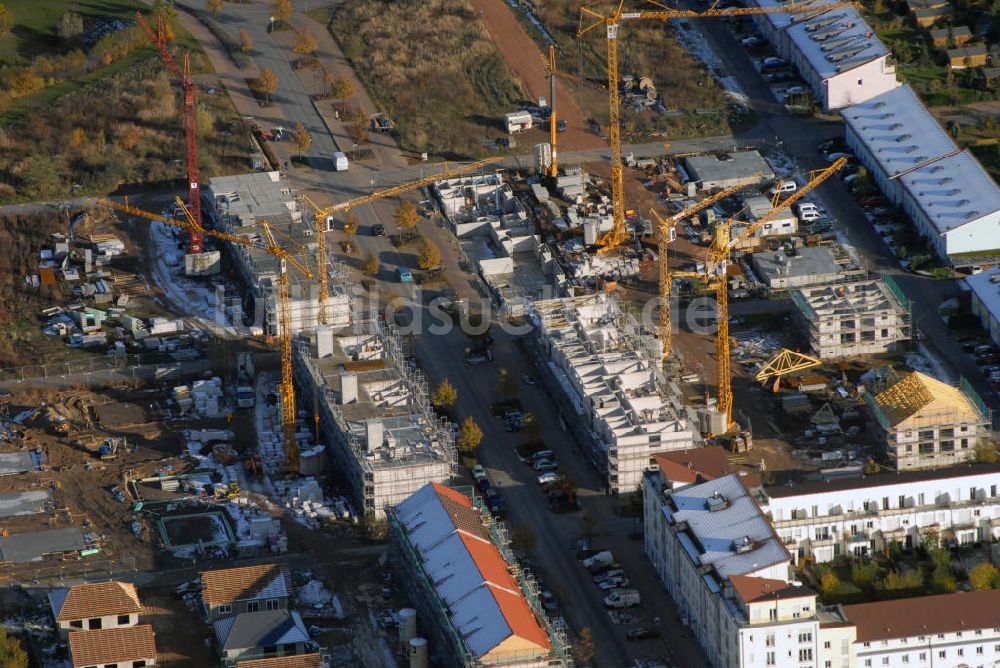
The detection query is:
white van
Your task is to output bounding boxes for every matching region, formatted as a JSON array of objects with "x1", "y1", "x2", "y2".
[
  {"x1": 604, "y1": 588, "x2": 640, "y2": 608},
  {"x1": 332, "y1": 152, "x2": 349, "y2": 171},
  {"x1": 770, "y1": 180, "x2": 797, "y2": 195}
]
